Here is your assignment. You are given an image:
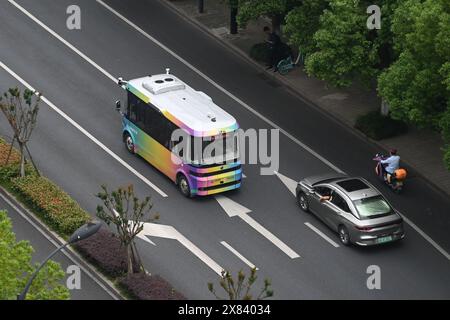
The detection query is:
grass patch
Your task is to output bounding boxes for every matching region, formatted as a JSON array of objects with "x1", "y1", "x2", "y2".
[{"x1": 355, "y1": 111, "x2": 408, "y2": 140}]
